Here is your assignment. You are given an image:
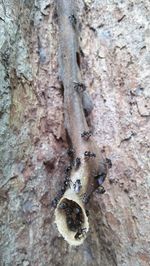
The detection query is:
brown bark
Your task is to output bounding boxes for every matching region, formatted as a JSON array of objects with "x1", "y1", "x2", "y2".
[{"x1": 0, "y1": 0, "x2": 150, "y2": 265}]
